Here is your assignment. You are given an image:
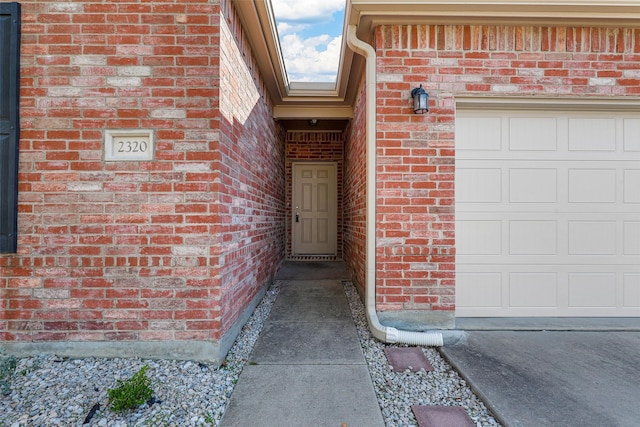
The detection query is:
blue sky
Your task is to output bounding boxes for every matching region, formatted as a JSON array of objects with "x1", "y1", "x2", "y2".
[{"x1": 271, "y1": 0, "x2": 345, "y2": 83}]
